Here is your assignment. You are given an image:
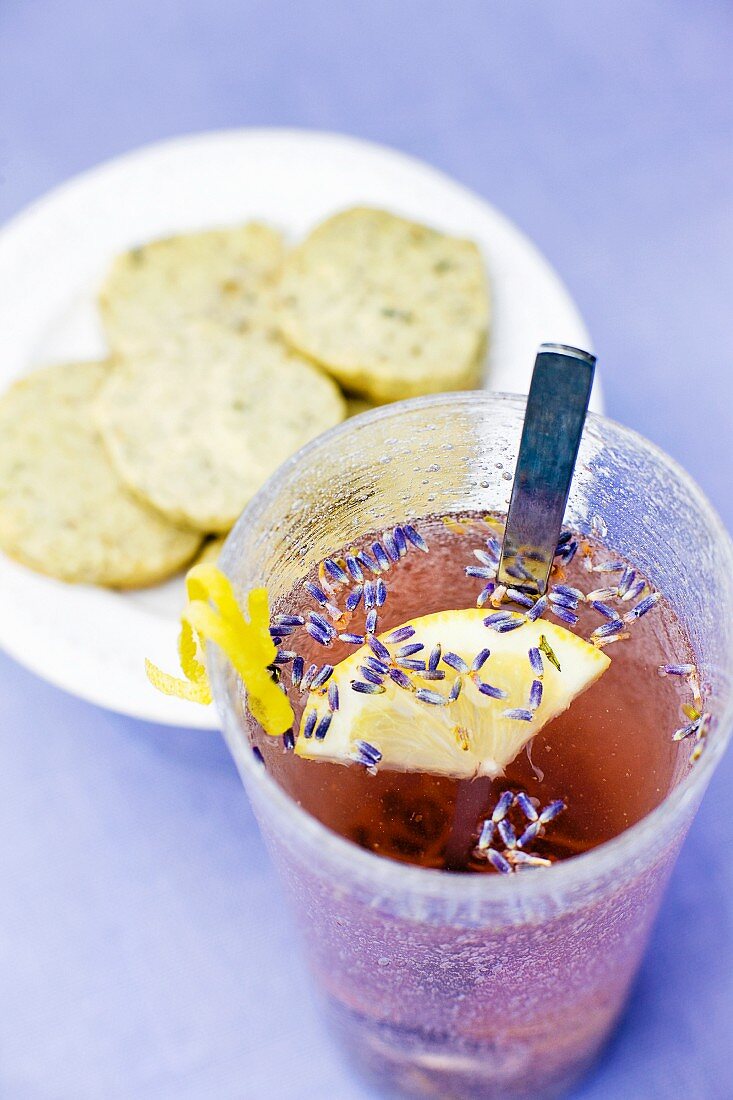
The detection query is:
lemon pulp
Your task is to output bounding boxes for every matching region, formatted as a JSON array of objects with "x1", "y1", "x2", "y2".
[{"x1": 296, "y1": 608, "x2": 610, "y2": 779}]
